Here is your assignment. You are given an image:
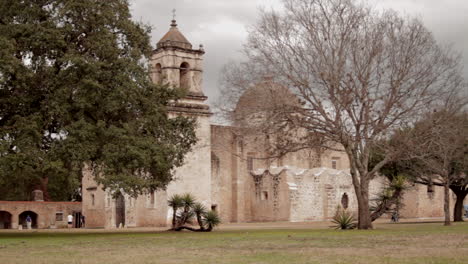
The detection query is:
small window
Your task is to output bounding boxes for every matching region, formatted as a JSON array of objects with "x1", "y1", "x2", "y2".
[
  {"x1": 55, "y1": 213, "x2": 63, "y2": 221},
  {"x1": 261, "y1": 191, "x2": 268, "y2": 201},
  {"x1": 150, "y1": 192, "x2": 155, "y2": 206},
  {"x1": 247, "y1": 153, "x2": 256, "y2": 171},
  {"x1": 247, "y1": 157, "x2": 253, "y2": 171},
  {"x1": 331, "y1": 157, "x2": 340, "y2": 169},
  {"x1": 211, "y1": 204, "x2": 218, "y2": 211},
  {"x1": 427, "y1": 185, "x2": 434, "y2": 199},
  {"x1": 91, "y1": 194, "x2": 95, "y2": 206}
]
